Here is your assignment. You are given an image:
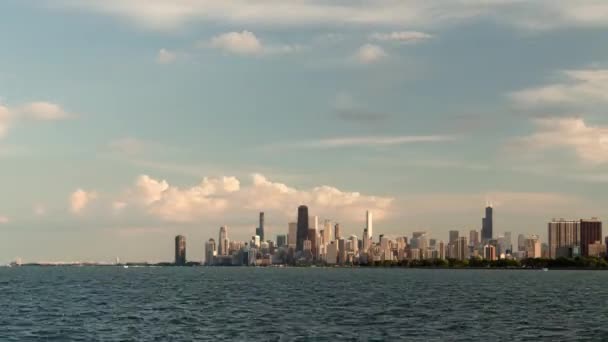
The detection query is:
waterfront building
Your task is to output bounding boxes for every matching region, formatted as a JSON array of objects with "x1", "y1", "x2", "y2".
[
  {"x1": 205, "y1": 238, "x2": 217, "y2": 265},
  {"x1": 175, "y1": 235, "x2": 186, "y2": 266},
  {"x1": 219, "y1": 226, "x2": 229, "y2": 256},
  {"x1": 256, "y1": 212, "x2": 265, "y2": 242},
  {"x1": 326, "y1": 241, "x2": 338, "y2": 264},
  {"x1": 335, "y1": 223, "x2": 341, "y2": 240},
  {"x1": 469, "y1": 230, "x2": 479, "y2": 247},
  {"x1": 288, "y1": 222, "x2": 297, "y2": 247},
  {"x1": 580, "y1": 218, "x2": 602, "y2": 257},
  {"x1": 338, "y1": 238, "x2": 347, "y2": 265},
  {"x1": 588, "y1": 241, "x2": 606, "y2": 257},
  {"x1": 481, "y1": 205, "x2": 493, "y2": 242},
  {"x1": 548, "y1": 219, "x2": 580, "y2": 259},
  {"x1": 439, "y1": 241, "x2": 445, "y2": 260},
  {"x1": 296, "y1": 206, "x2": 309, "y2": 252},
  {"x1": 323, "y1": 220, "x2": 332, "y2": 246},
  {"x1": 518, "y1": 234, "x2": 526, "y2": 252},
  {"x1": 456, "y1": 236, "x2": 468, "y2": 261},
  {"x1": 449, "y1": 230, "x2": 459, "y2": 244},
  {"x1": 503, "y1": 232, "x2": 512, "y2": 253},
  {"x1": 484, "y1": 244, "x2": 496, "y2": 261},
  {"x1": 366, "y1": 210, "x2": 373, "y2": 242},
  {"x1": 277, "y1": 235, "x2": 287, "y2": 248},
  {"x1": 524, "y1": 235, "x2": 541, "y2": 258}
]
